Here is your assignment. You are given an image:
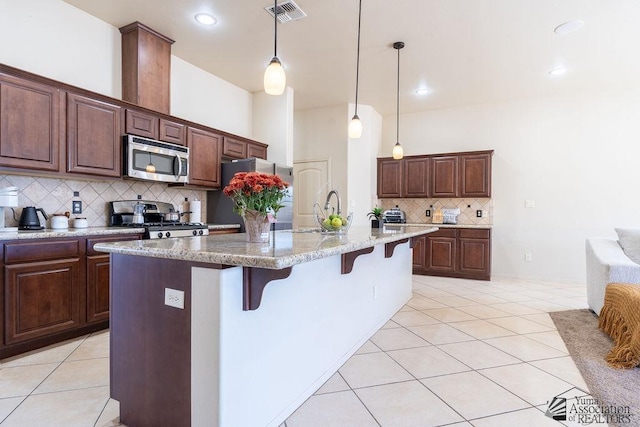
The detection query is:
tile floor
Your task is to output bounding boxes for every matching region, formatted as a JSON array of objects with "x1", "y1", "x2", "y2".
[{"x1": 0, "y1": 275, "x2": 590, "y2": 426}]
